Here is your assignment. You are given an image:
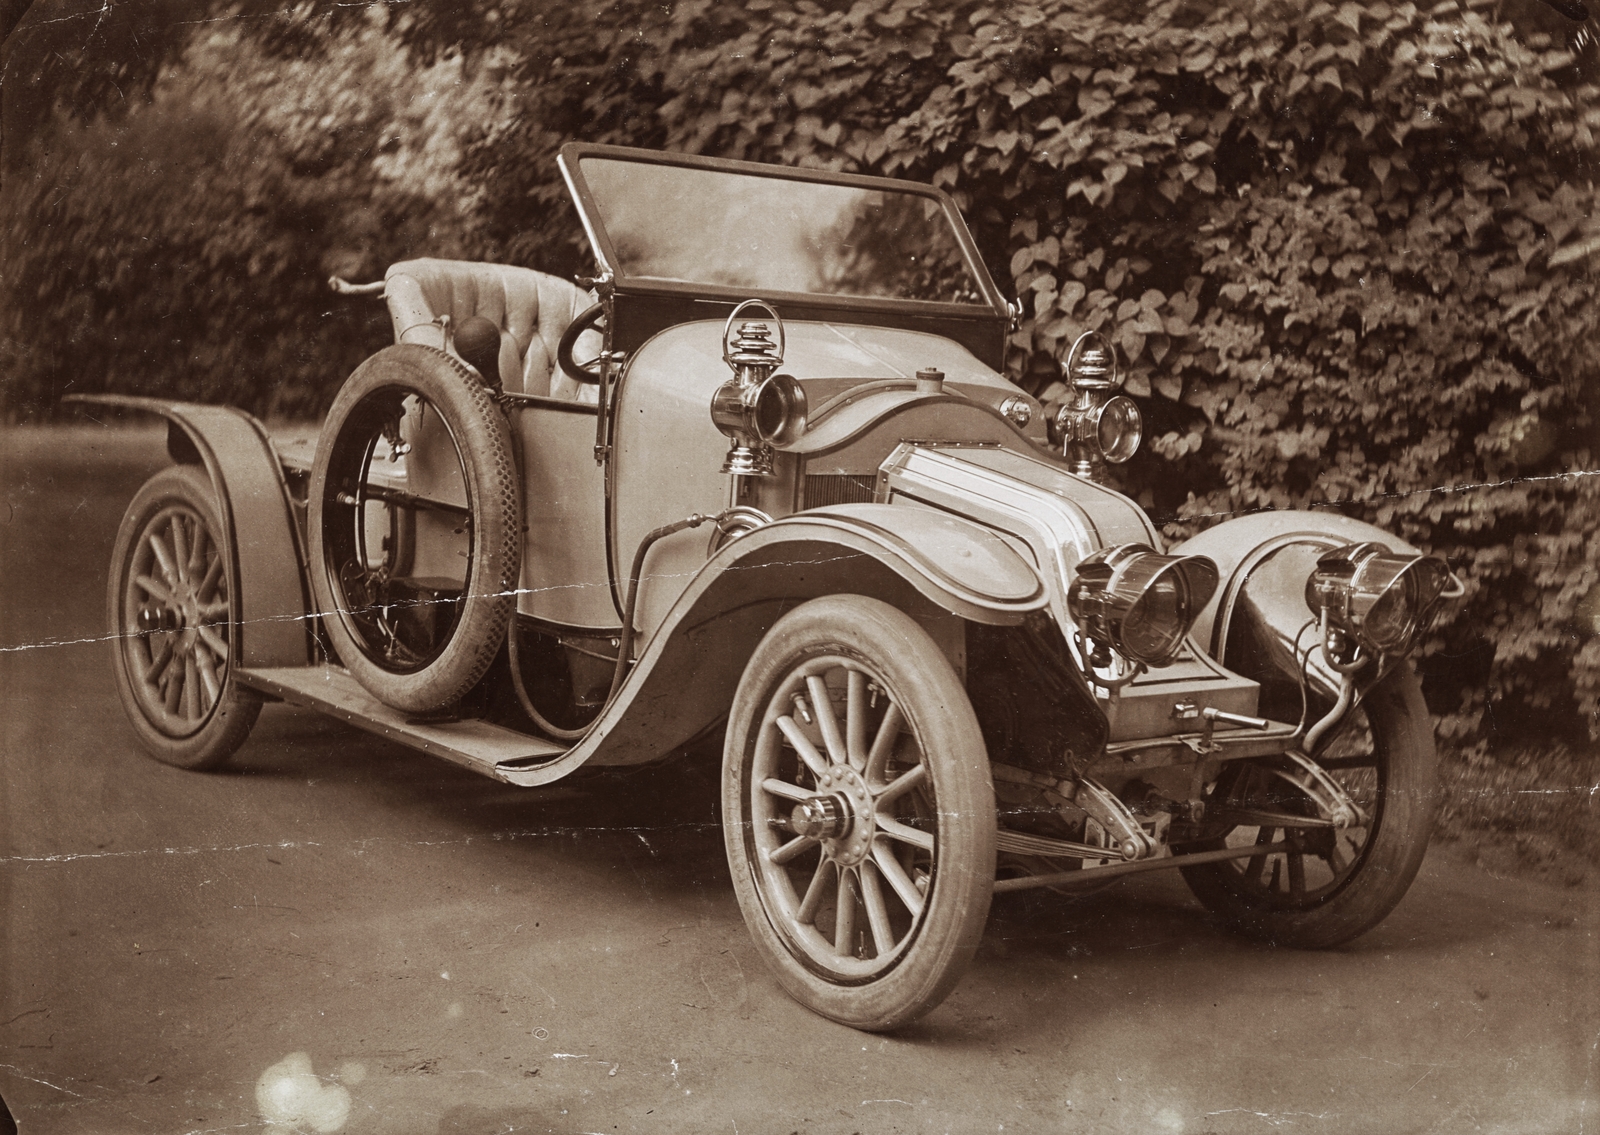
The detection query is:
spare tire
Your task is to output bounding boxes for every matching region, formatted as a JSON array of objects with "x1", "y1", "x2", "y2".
[{"x1": 308, "y1": 345, "x2": 521, "y2": 714}]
